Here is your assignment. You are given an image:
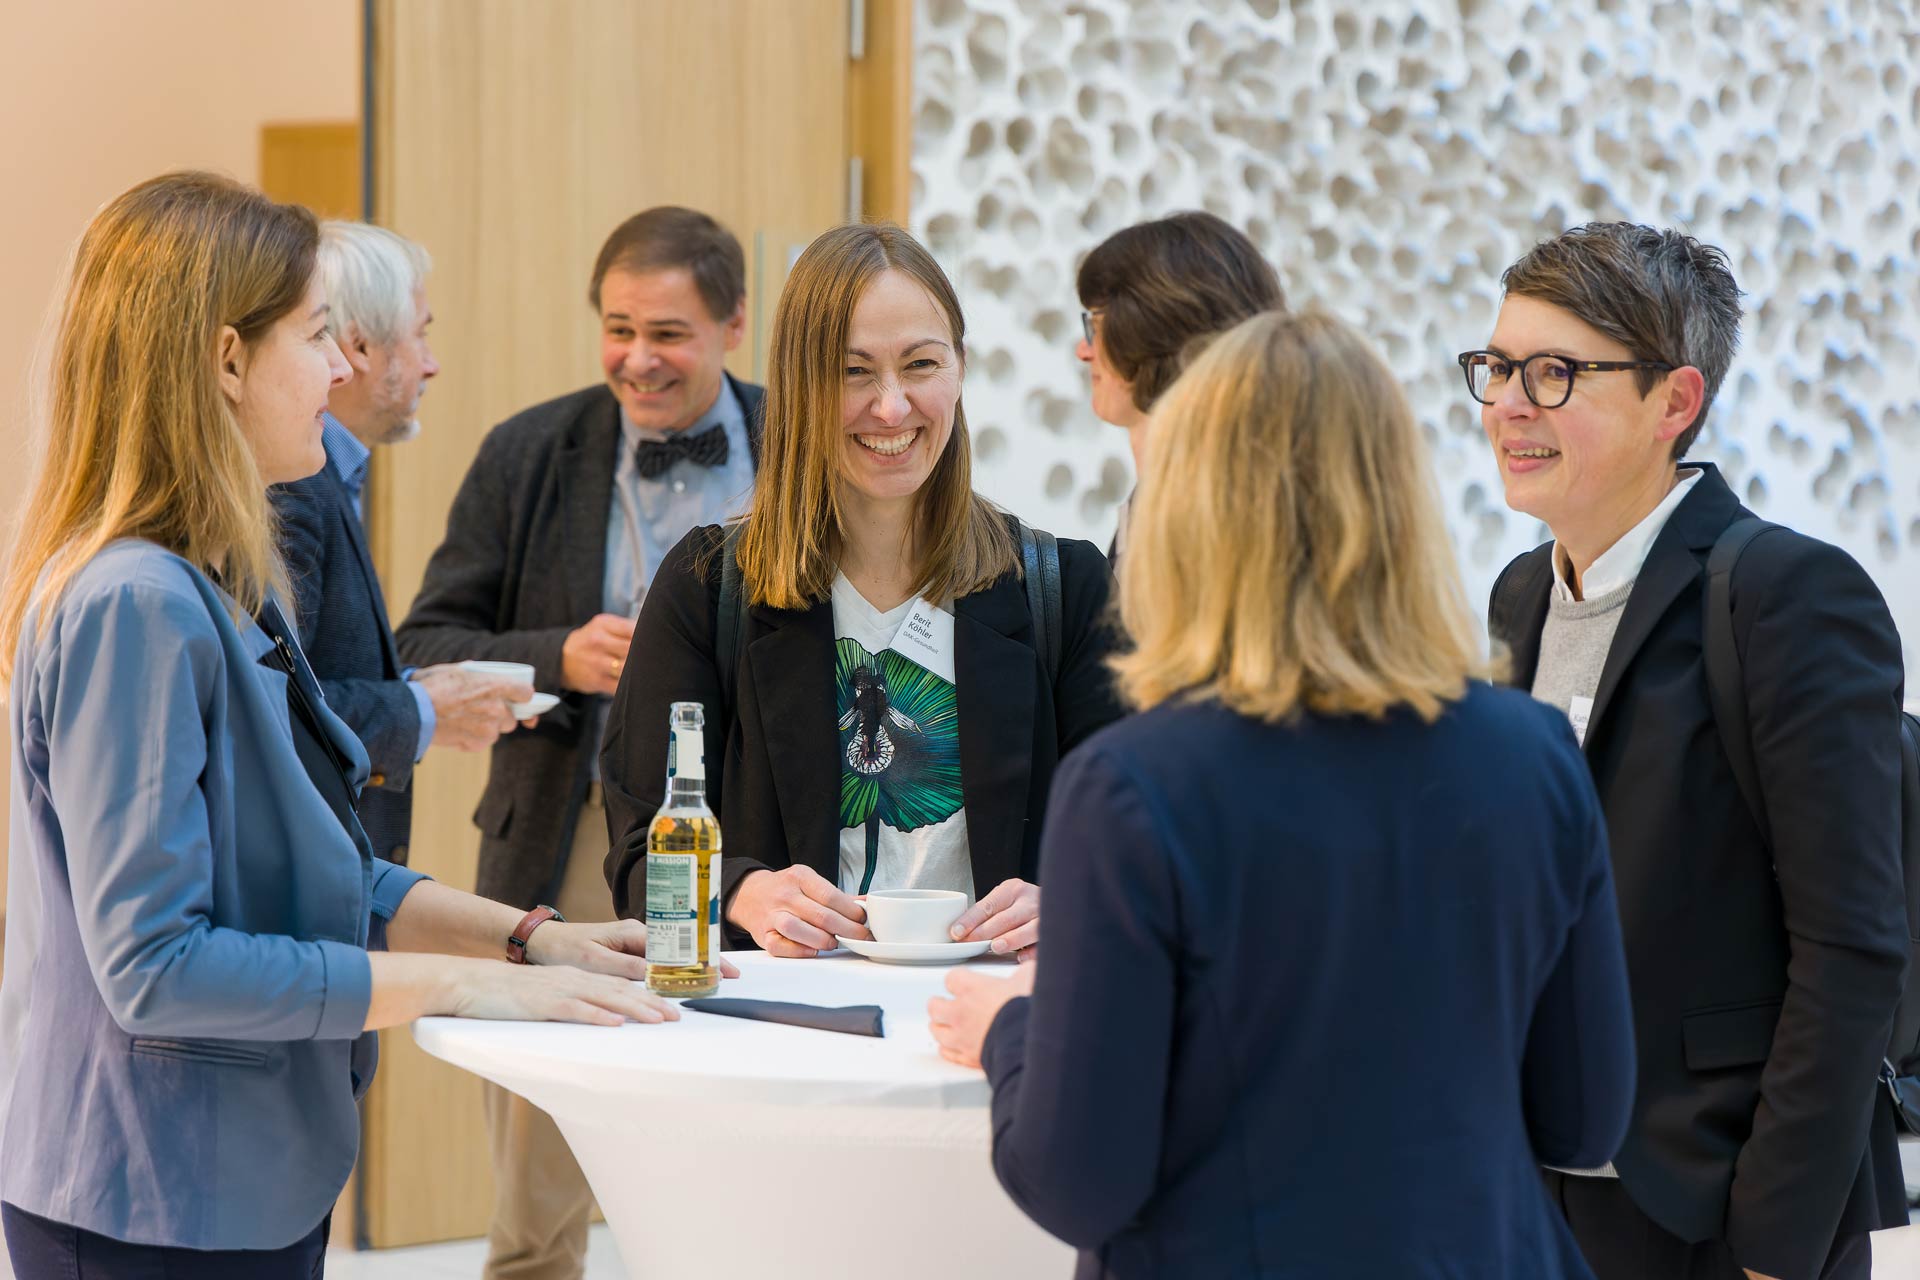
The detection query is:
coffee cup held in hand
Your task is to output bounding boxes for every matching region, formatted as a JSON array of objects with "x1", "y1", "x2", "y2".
[
  {"x1": 862, "y1": 889, "x2": 969, "y2": 945},
  {"x1": 456, "y1": 659, "x2": 543, "y2": 717}
]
